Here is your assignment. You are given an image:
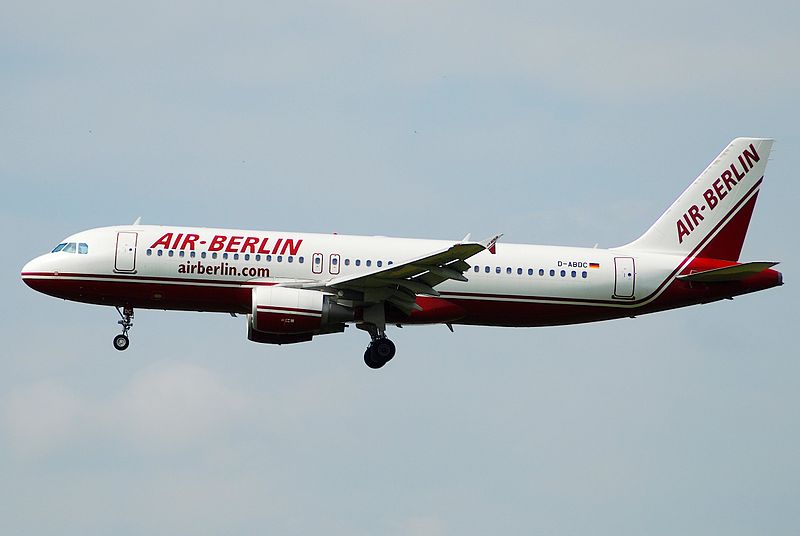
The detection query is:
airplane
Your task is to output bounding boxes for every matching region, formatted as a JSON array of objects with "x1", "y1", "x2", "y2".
[{"x1": 21, "y1": 138, "x2": 783, "y2": 369}]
